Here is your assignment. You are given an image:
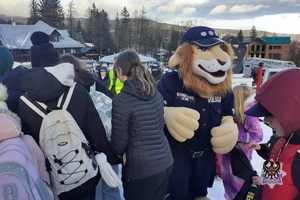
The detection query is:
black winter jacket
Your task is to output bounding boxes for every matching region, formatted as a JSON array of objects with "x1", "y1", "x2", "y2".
[
  {"x1": 111, "y1": 79, "x2": 174, "y2": 180},
  {"x1": 97, "y1": 74, "x2": 110, "y2": 90},
  {"x1": 74, "y1": 70, "x2": 114, "y2": 99},
  {"x1": 19, "y1": 65, "x2": 119, "y2": 198},
  {"x1": 0, "y1": 66, "x2": 27, "y2": 115}
]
